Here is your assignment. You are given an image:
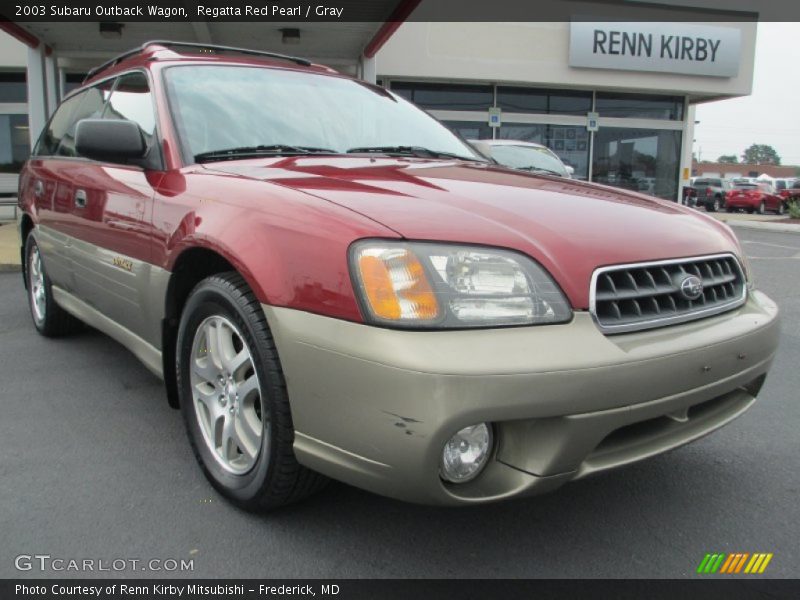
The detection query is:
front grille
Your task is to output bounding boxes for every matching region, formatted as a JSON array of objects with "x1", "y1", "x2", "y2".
[{"x1": 590, "y1": 254, "x2": 747, "y2": 334}]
